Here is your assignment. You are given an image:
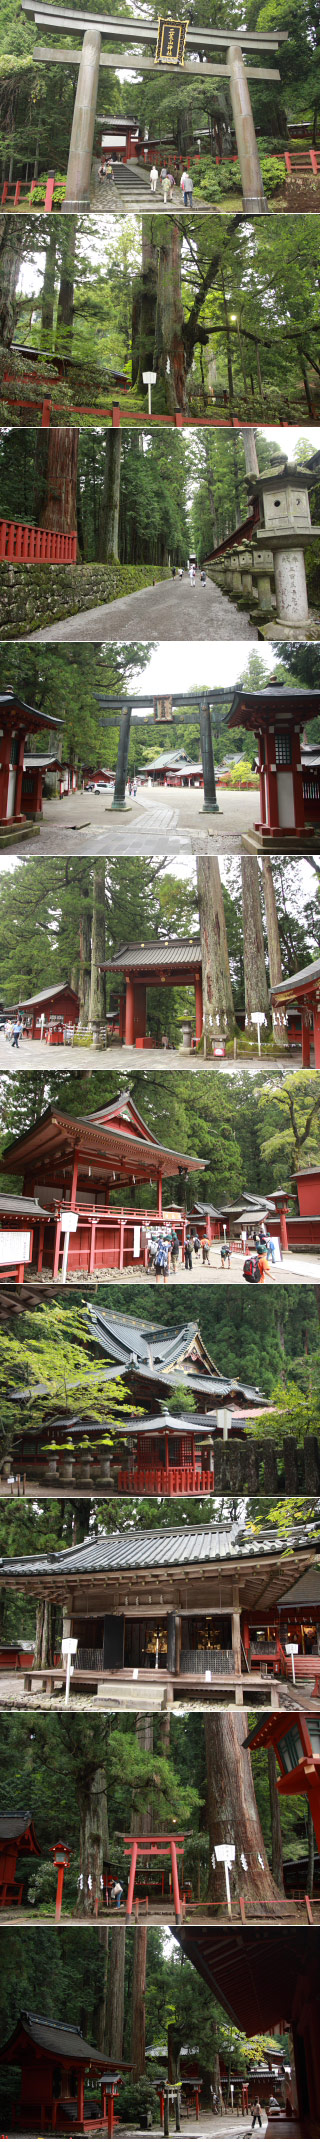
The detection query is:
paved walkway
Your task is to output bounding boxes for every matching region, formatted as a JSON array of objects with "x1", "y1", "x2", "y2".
[
  {"x1": 0, "y1": 1035, "x2": 291, "y2": 1074},
  {"x1": 13, "y1": 1251, "x2": 320, "y2": 1285},
  {"x1": 28, "y1": 575, "x2": 256, "y2": 643},
  {"x1": 20, "y1": 784, "x2": 258, "y2": 857}
]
